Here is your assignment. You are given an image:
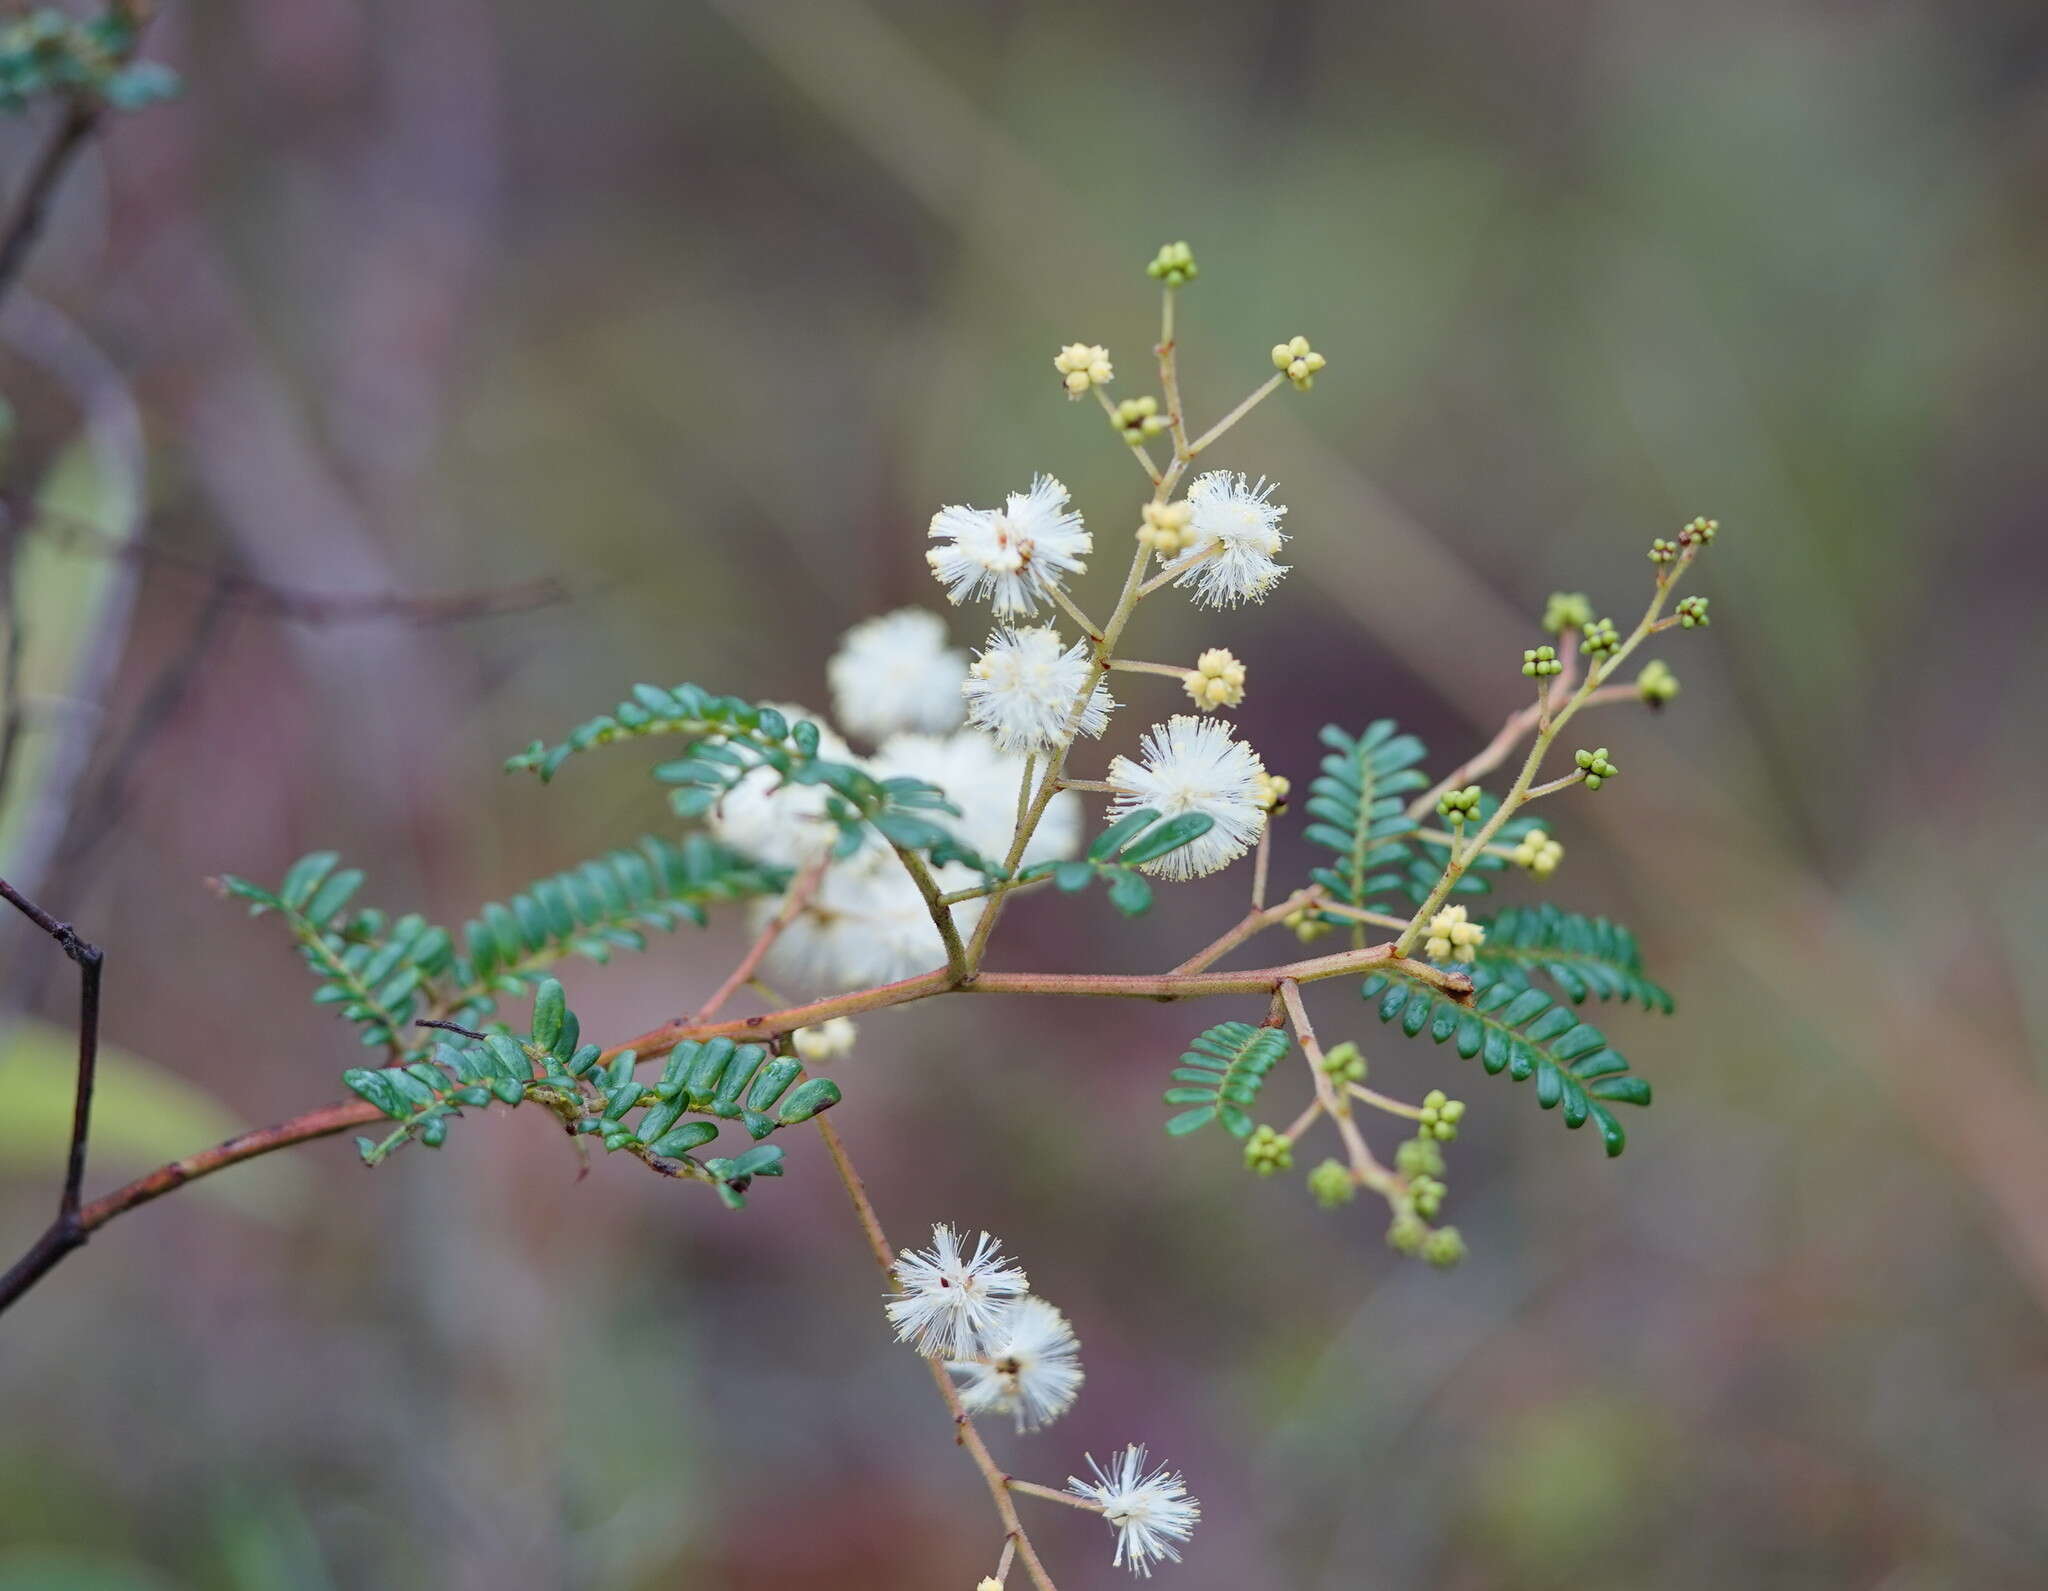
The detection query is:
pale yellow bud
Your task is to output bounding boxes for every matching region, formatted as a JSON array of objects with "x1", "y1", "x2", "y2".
[
  {"x1": 1053, "y1": 341, "x2": 1113, "y2": 397},
  {"x1": 1425, "y1": 904, "x2": 1485, "y2": 963},
  {"x1": 1254, "y1": 769, "x2": 1290, "y2": 810},
  {"x1": 1184, "y1": 646, "x2": 1247, "y2": 711}
]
